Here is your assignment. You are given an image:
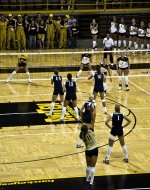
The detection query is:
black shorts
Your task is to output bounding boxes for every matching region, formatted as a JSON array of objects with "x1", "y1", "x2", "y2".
[
  {"x1": 129, "y1": 34, "x2": 137, "y2": 37},
  {"x1": 65, "y1": 93, "x2": 77, "y2": 101},
  {"x1": 18, "y1": 62, "x2": 26, "y2": 67},
  {"x1": 119, "y1": 32, "x2": 126, "y2": 36},
  {"x1": 146, "y1": 36, "x2": 150, "y2": 39},
  {"x1": 91, "y1": 32, "x2": 98, "y2": 36},
  {"x1": 138, "y1": 36, "x2": 145, "y2": 39},
  {"x1": 111, "y1": 31, "x2": 118, "y2": 34},
  {"x1": 110, "y1": 127, "x2": 123, "y2": 137},
  {"x1": 53, "y1": 89, "x2": 64, "y2": 96},
  {"x1": 94, "y1": 86, "x2": 104, "y2": 93},
  {"x1": 118, "y1": 67, "x2": 128, "y2": 70},
  {"x1": 85, "y1": 147, "x2": 98, "y2": 157}
]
